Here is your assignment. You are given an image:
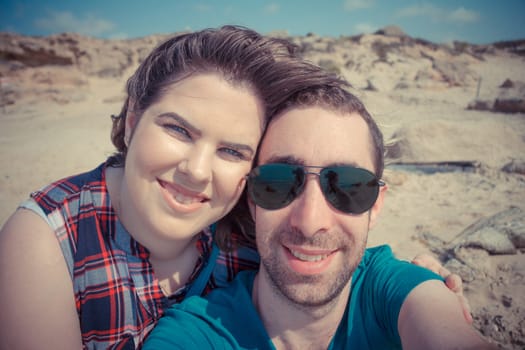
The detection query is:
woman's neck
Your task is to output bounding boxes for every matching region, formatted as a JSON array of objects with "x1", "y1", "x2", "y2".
[
  {"x1": 149, "y1": 241, "x2": 200, "y2": 295},
  {"x1": 105, "y1": 165, "x2": 201, "y2": 295}
]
